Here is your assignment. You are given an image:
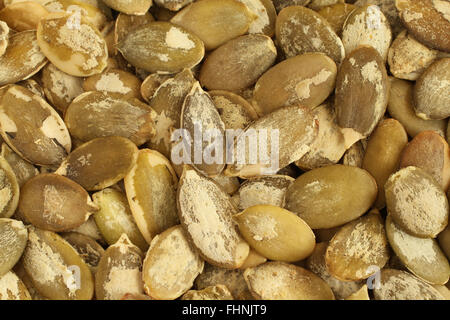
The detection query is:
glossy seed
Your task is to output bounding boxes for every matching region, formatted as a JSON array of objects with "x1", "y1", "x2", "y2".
[{"x1": 0, "y1": 219, "x2": 27, "y2": 277}]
